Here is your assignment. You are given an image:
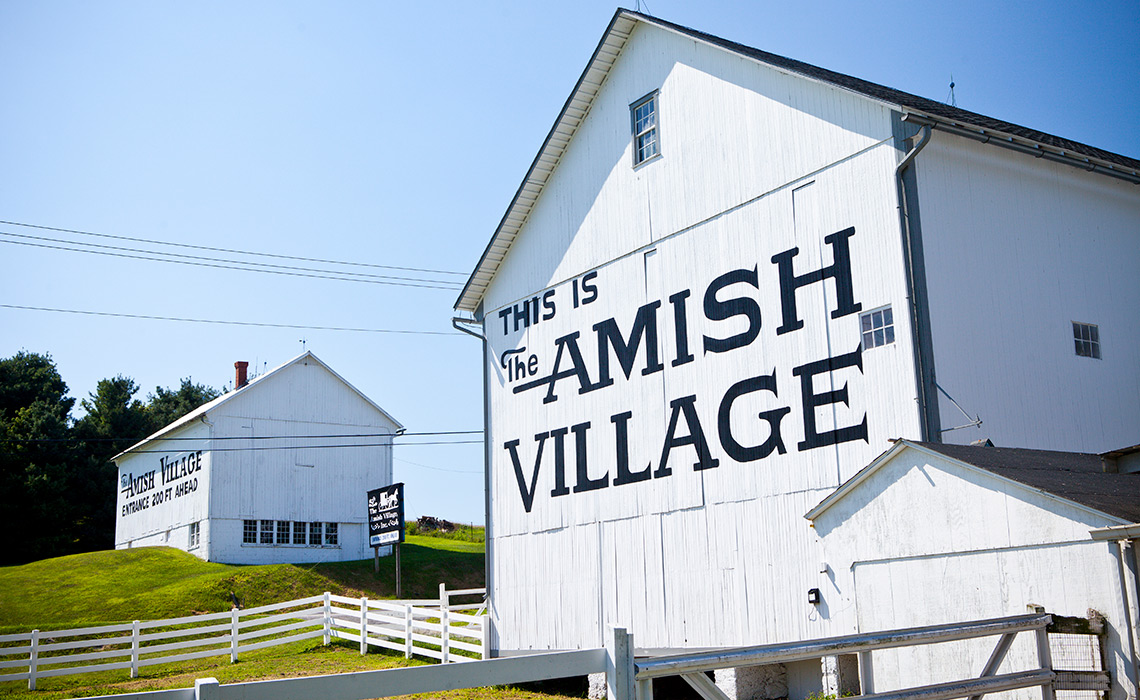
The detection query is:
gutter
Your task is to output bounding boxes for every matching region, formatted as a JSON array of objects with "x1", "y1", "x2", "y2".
[
  {"x1": 895, "y1": 122, "x2": 937, "y2": 441},
  {"x1": 903, "y1": 113, "x2": 1140, "y2": 186},
  {"x1": 1091, "y1": 524, "x2": 1140, "y2": 696}
]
